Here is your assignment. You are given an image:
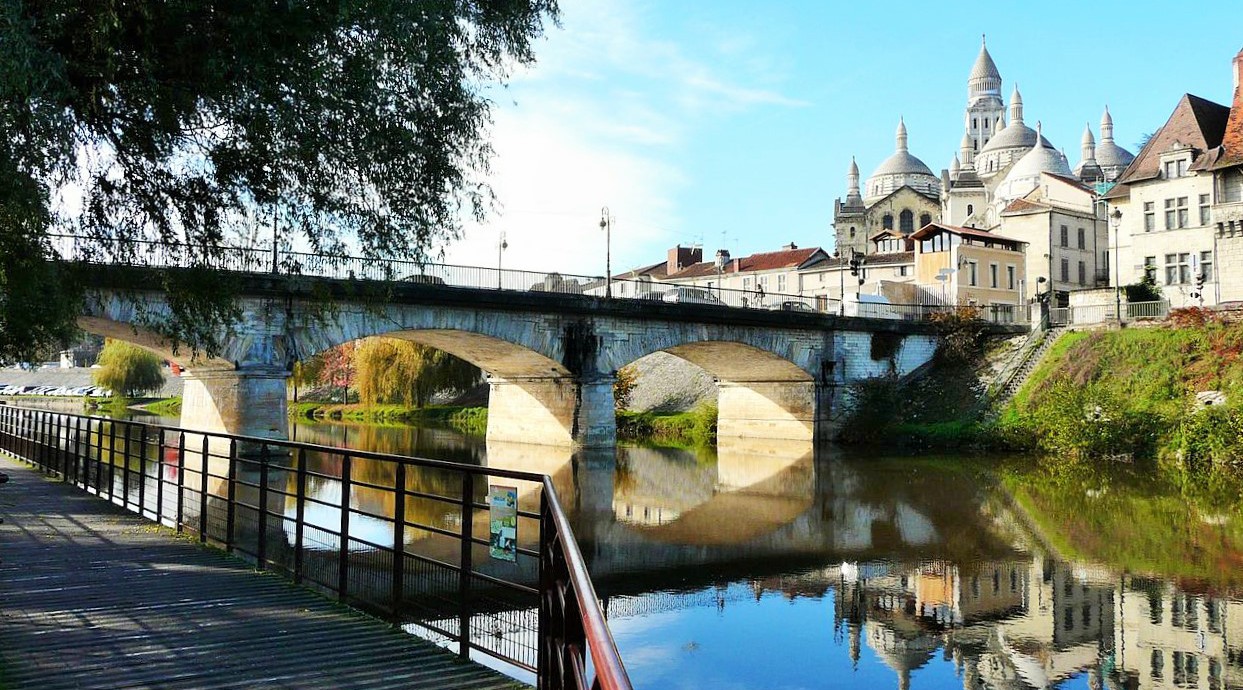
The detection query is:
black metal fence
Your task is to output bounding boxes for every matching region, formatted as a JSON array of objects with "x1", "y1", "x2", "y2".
[{"x1": 0, "y1": 406, "x2": 631, "y2": 690}]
